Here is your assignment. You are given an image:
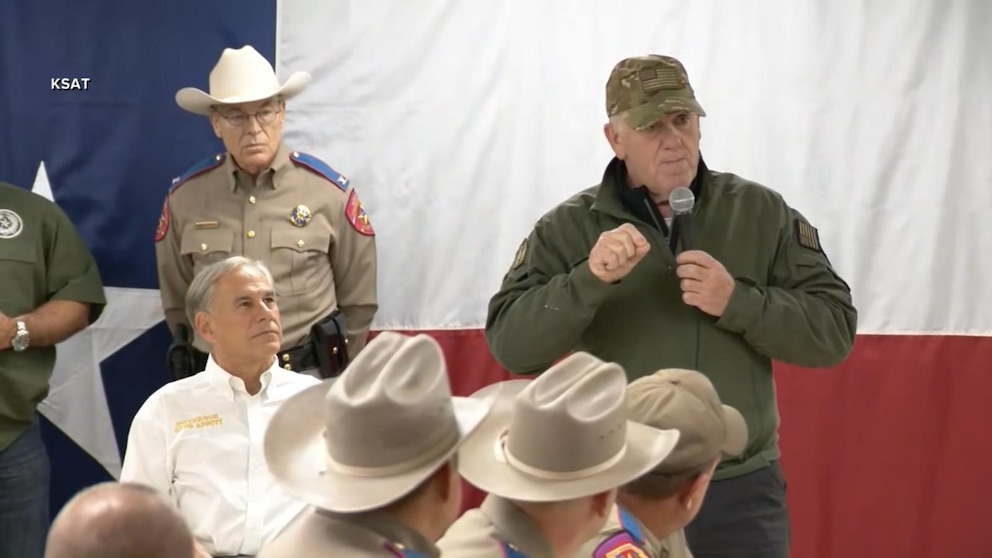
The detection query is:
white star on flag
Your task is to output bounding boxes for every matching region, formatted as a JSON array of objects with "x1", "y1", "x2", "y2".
[{"x1": 31, "y1": 161, "x2": 164, "y2": 478}]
